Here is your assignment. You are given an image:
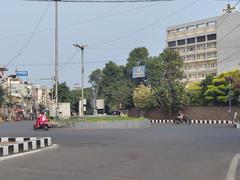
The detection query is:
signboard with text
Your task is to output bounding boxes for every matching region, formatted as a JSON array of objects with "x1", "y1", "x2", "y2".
[
  {"x1": 16, "y1": 71, "x2": 28, "y2": 77},
  {"x1": 132, "y1": 65, "x2": 145, "y2": 79}
]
